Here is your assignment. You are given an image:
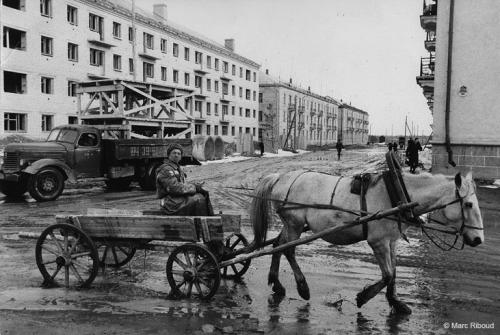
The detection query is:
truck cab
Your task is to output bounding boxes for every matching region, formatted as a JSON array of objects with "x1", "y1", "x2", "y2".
[{"x1": 0, "y1": 125, "x2": 103, "y2": 201}]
